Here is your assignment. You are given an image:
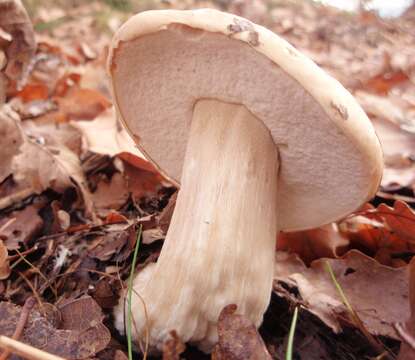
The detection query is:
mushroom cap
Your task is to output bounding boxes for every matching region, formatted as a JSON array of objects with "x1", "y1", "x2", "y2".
[{"x1": 108, "y1": 9, "x2": 383, "y2": 231}]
